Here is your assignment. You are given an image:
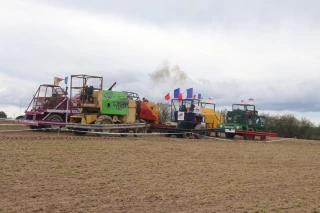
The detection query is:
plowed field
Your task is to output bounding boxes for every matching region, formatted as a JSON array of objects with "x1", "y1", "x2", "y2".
[{"x1": 1, "y1": 120, "x2": 320, "y2": 213}]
